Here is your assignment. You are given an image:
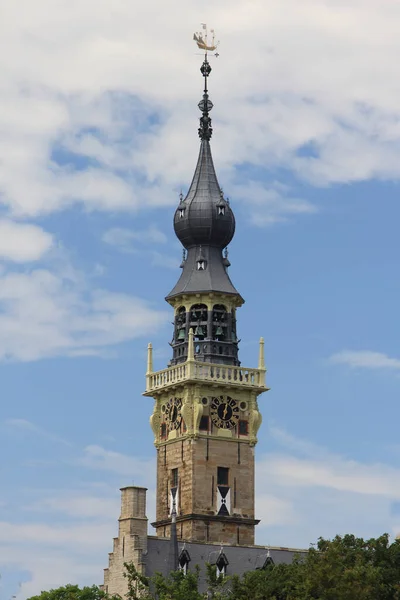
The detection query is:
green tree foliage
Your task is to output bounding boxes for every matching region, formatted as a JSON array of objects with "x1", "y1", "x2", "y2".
[
  {"x1": 228, "y1": 534, "x2": 400, "y2": 600},
  {"x1": 123, "y1": 562, "x2": 204, "y2": 600},
  {"x1": 123, "y1": 562, "x2": 230, "y2": 600},
  {"x1": 27, "y1": 584, "x2": 113, "y2": 600},
  {"x1": 123, "y1": 562, "x2": 153, "y2": 600}
]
